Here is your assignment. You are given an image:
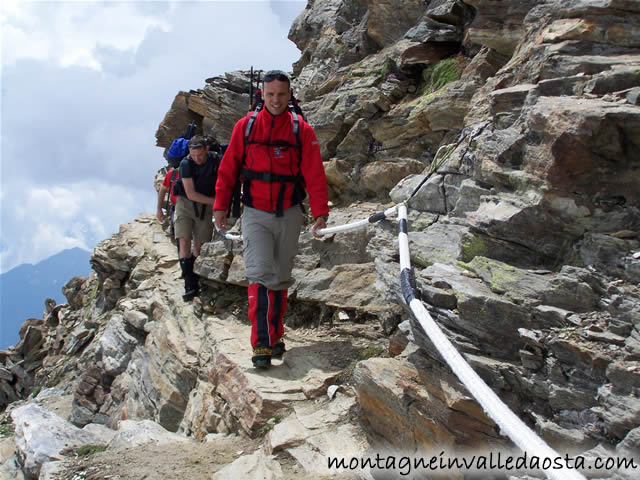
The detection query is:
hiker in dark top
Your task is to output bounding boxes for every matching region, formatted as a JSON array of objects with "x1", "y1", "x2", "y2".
[
  {"x1": 173, "y1": 135, "x2": 219, "y2": 301},
  {"x1": 213, "y1": 70, "x2": 329, "y2": 368}
]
